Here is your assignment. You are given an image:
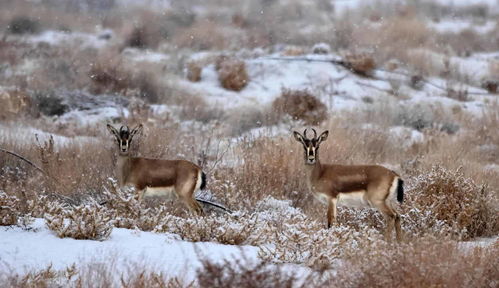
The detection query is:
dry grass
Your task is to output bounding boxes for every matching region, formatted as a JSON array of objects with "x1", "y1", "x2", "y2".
[{"x1": 173, "y1": 20, "x2": 228, "y2": 50}]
